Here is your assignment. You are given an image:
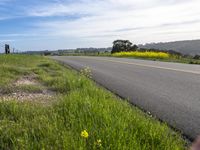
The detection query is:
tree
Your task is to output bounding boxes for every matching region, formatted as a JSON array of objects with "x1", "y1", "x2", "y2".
[
  {"x1": 111, "y1": 40, "x2": 133, "y2": 54},
  {"x1": 193, "y1": 55, "x2": 200, "y2": 60},
  {"x1": 131, "y1": 44, "x2": 138, "y2": 51}
]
